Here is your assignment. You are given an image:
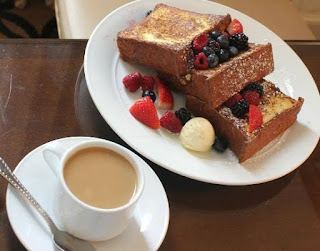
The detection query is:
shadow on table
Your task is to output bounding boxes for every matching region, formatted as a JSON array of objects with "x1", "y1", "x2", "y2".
[{"x1": 74, "y1": 66, "x2": 296, "y2": 212}]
